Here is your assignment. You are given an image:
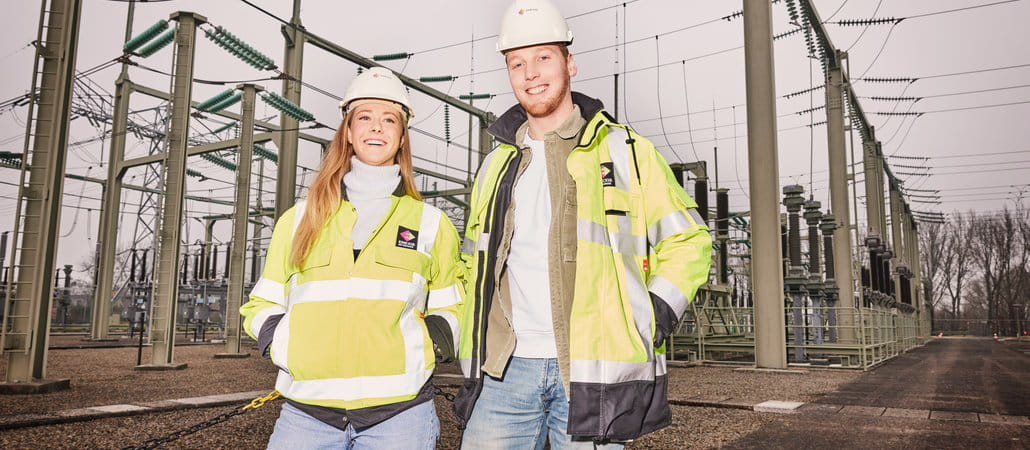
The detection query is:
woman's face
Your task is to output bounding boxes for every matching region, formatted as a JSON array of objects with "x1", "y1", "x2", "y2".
[{"x1": 347, "y1": 102, "x2": 405, "y2": 166}]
